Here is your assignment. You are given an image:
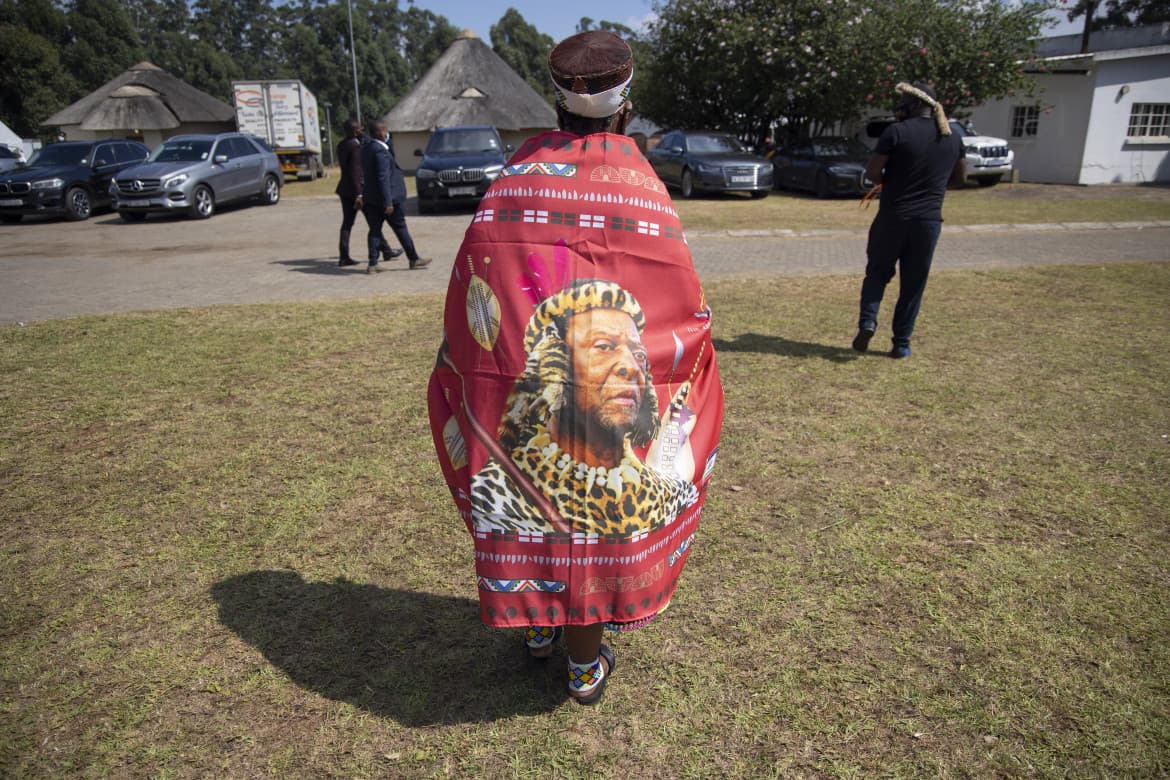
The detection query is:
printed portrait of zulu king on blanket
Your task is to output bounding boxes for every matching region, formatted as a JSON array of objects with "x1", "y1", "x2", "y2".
[{"x1": 467, "y1": 278, "x2": 708, "y2": 539}]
